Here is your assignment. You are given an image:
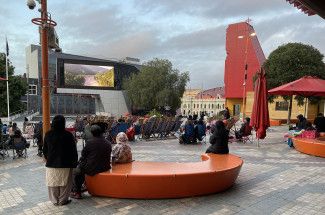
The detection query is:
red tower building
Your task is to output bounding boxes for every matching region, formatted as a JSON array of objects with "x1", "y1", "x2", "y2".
[{"x1": 224, "y1": 21, "x2": 265, "y2": 116}]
